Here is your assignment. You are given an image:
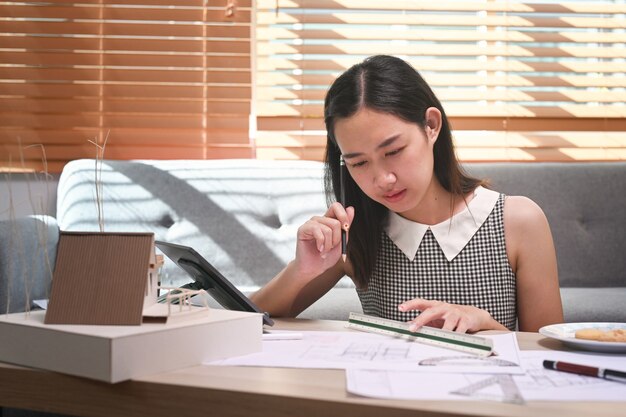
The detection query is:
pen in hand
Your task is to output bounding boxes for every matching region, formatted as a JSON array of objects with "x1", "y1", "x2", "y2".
[
  {"x1": 543, "y1": 360, "x2": 626, "y2": 384},
  {"x1": 339, "y1": 155, "x2": 347, "y2": 262}
]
